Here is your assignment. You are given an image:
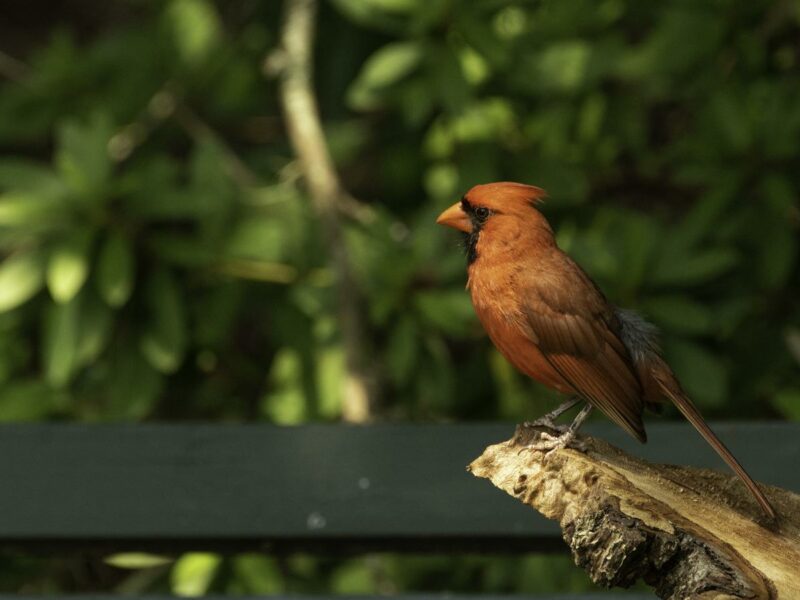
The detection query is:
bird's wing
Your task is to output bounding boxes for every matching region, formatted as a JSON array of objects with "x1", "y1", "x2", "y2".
[{"x1": 521, "y1": 263, "x2": 647, "y2": 442}]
